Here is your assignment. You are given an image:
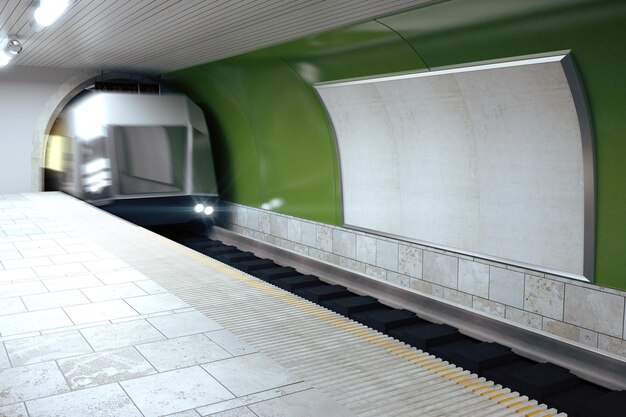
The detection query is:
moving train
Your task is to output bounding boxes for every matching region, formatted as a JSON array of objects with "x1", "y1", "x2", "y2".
[{"x1": 43, "y1": 88, "x2": 219, "y2": 228}]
